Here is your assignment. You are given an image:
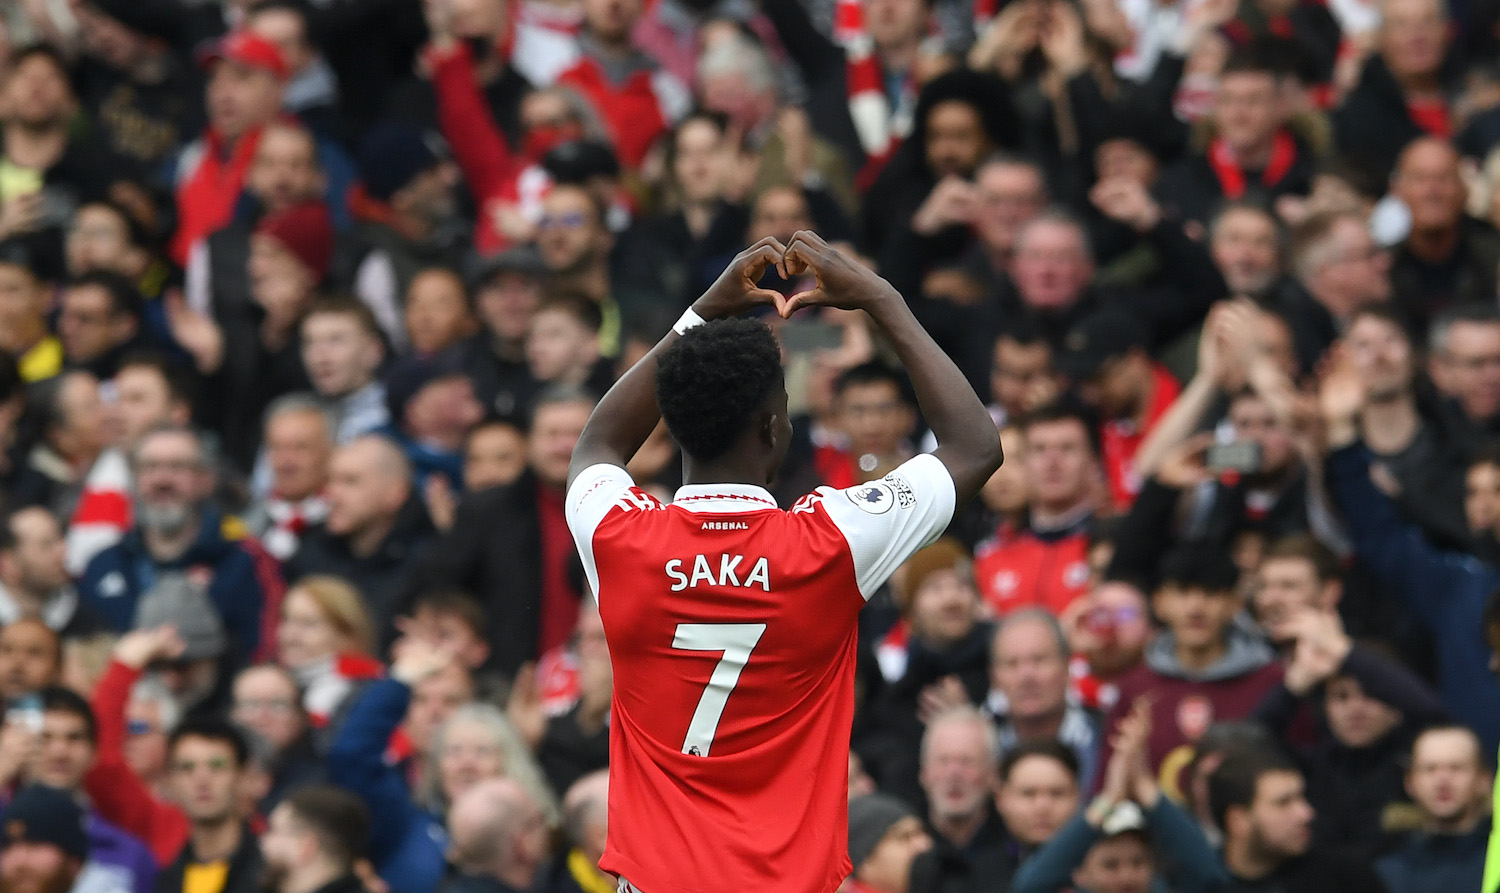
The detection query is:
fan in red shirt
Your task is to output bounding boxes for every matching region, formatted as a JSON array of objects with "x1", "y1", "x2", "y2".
[{"x1": 564, "y1": 233, "x2": 1002, "y2": 892}]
